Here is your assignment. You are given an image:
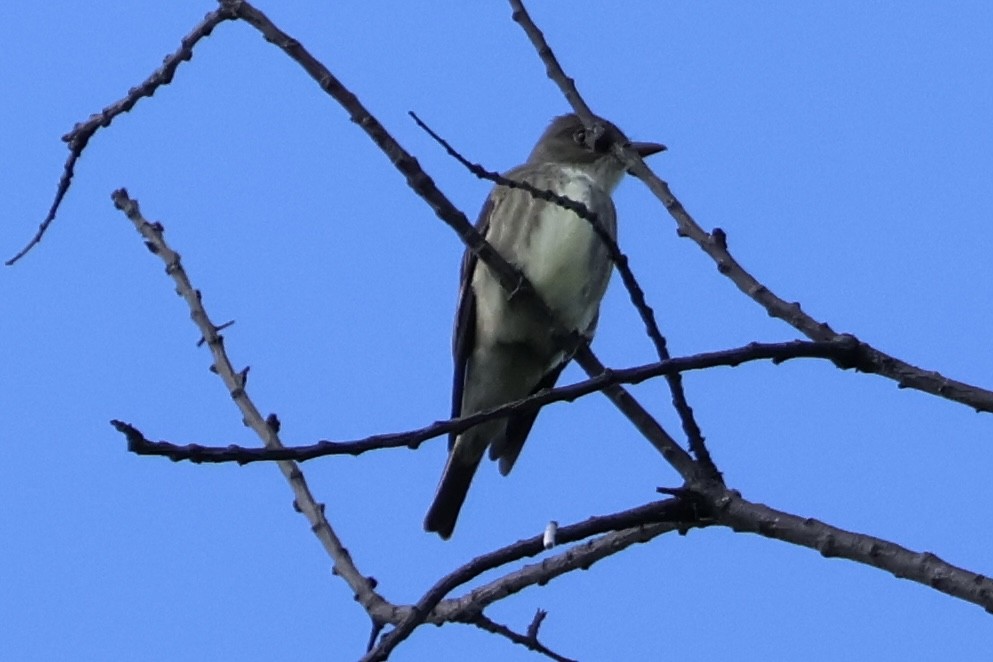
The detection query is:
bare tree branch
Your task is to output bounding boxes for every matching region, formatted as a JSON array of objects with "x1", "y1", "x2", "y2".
[
  {"x1": 716, "y1": 492, "x2": 993, "y2": 612},
  {"x1": 6, "y1": 6, "x2": 238, "y2": 266},
  {"x1": 573, "y1": 346, "x2": 699, "y2": 480},
  {"x1": 508, "y1": 0, "x2": 595, "y2": 123},
  {"x1": 109, "y1": 189, "x2": 396, "y2": 623},
  {"x1": 506, "y1": 0, "x2": 993, "y2": 416},
  {"x1": 14, "y1": 1, "x2": 987, "y2": 659},
  {"x1": 465, "y1": 610, "x2": 576, "y2": 662},
  {"x1": 111, "y1": 338, "x2": 859, "y2": 463},
  {"x1": 506, "y1": 0, "x2": 993, "y2": 619},
  {"x1": 363, "y1": 499, "x2": 696, "y2": 661}
]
